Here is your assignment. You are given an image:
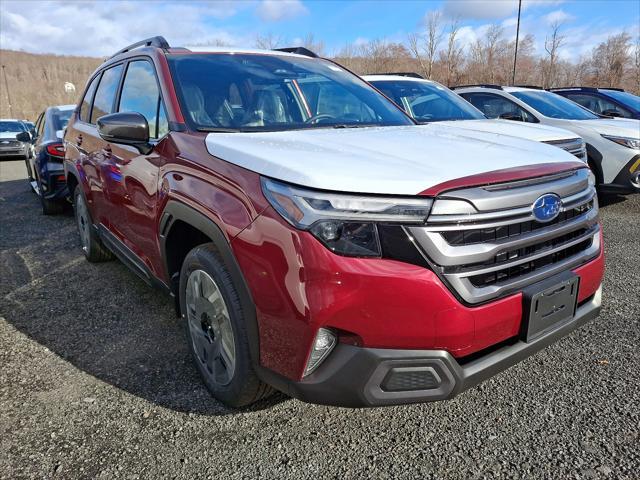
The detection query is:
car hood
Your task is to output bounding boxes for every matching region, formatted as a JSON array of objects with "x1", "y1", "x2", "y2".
[
  {"x1": 577, "y1": 118, "x2": 640, "y2": 139},
  {"x1": 436, "y1": 119, "x2": 578, "y2": 142},
  {"x1": 205, "y1": 125, "x2": 583, "y2": 195}
]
